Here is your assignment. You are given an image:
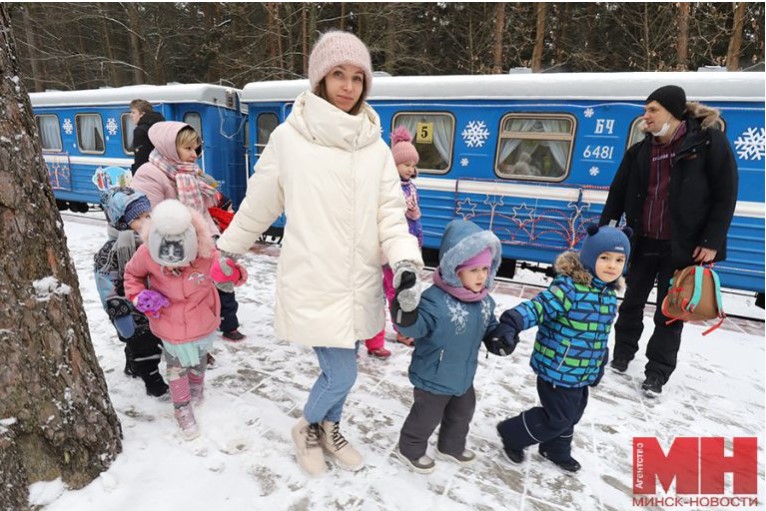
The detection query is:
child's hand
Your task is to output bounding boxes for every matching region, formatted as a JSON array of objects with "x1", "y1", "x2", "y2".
[
  {"x1": 133, "y1": 290, "x2": 170, "y2": 318},
  {"x1": 210, "y1": 255, "x2": 246, "y2": 292},
  {"x1": 483, "y1": 324, "x2": 518, "y2": 356}
]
